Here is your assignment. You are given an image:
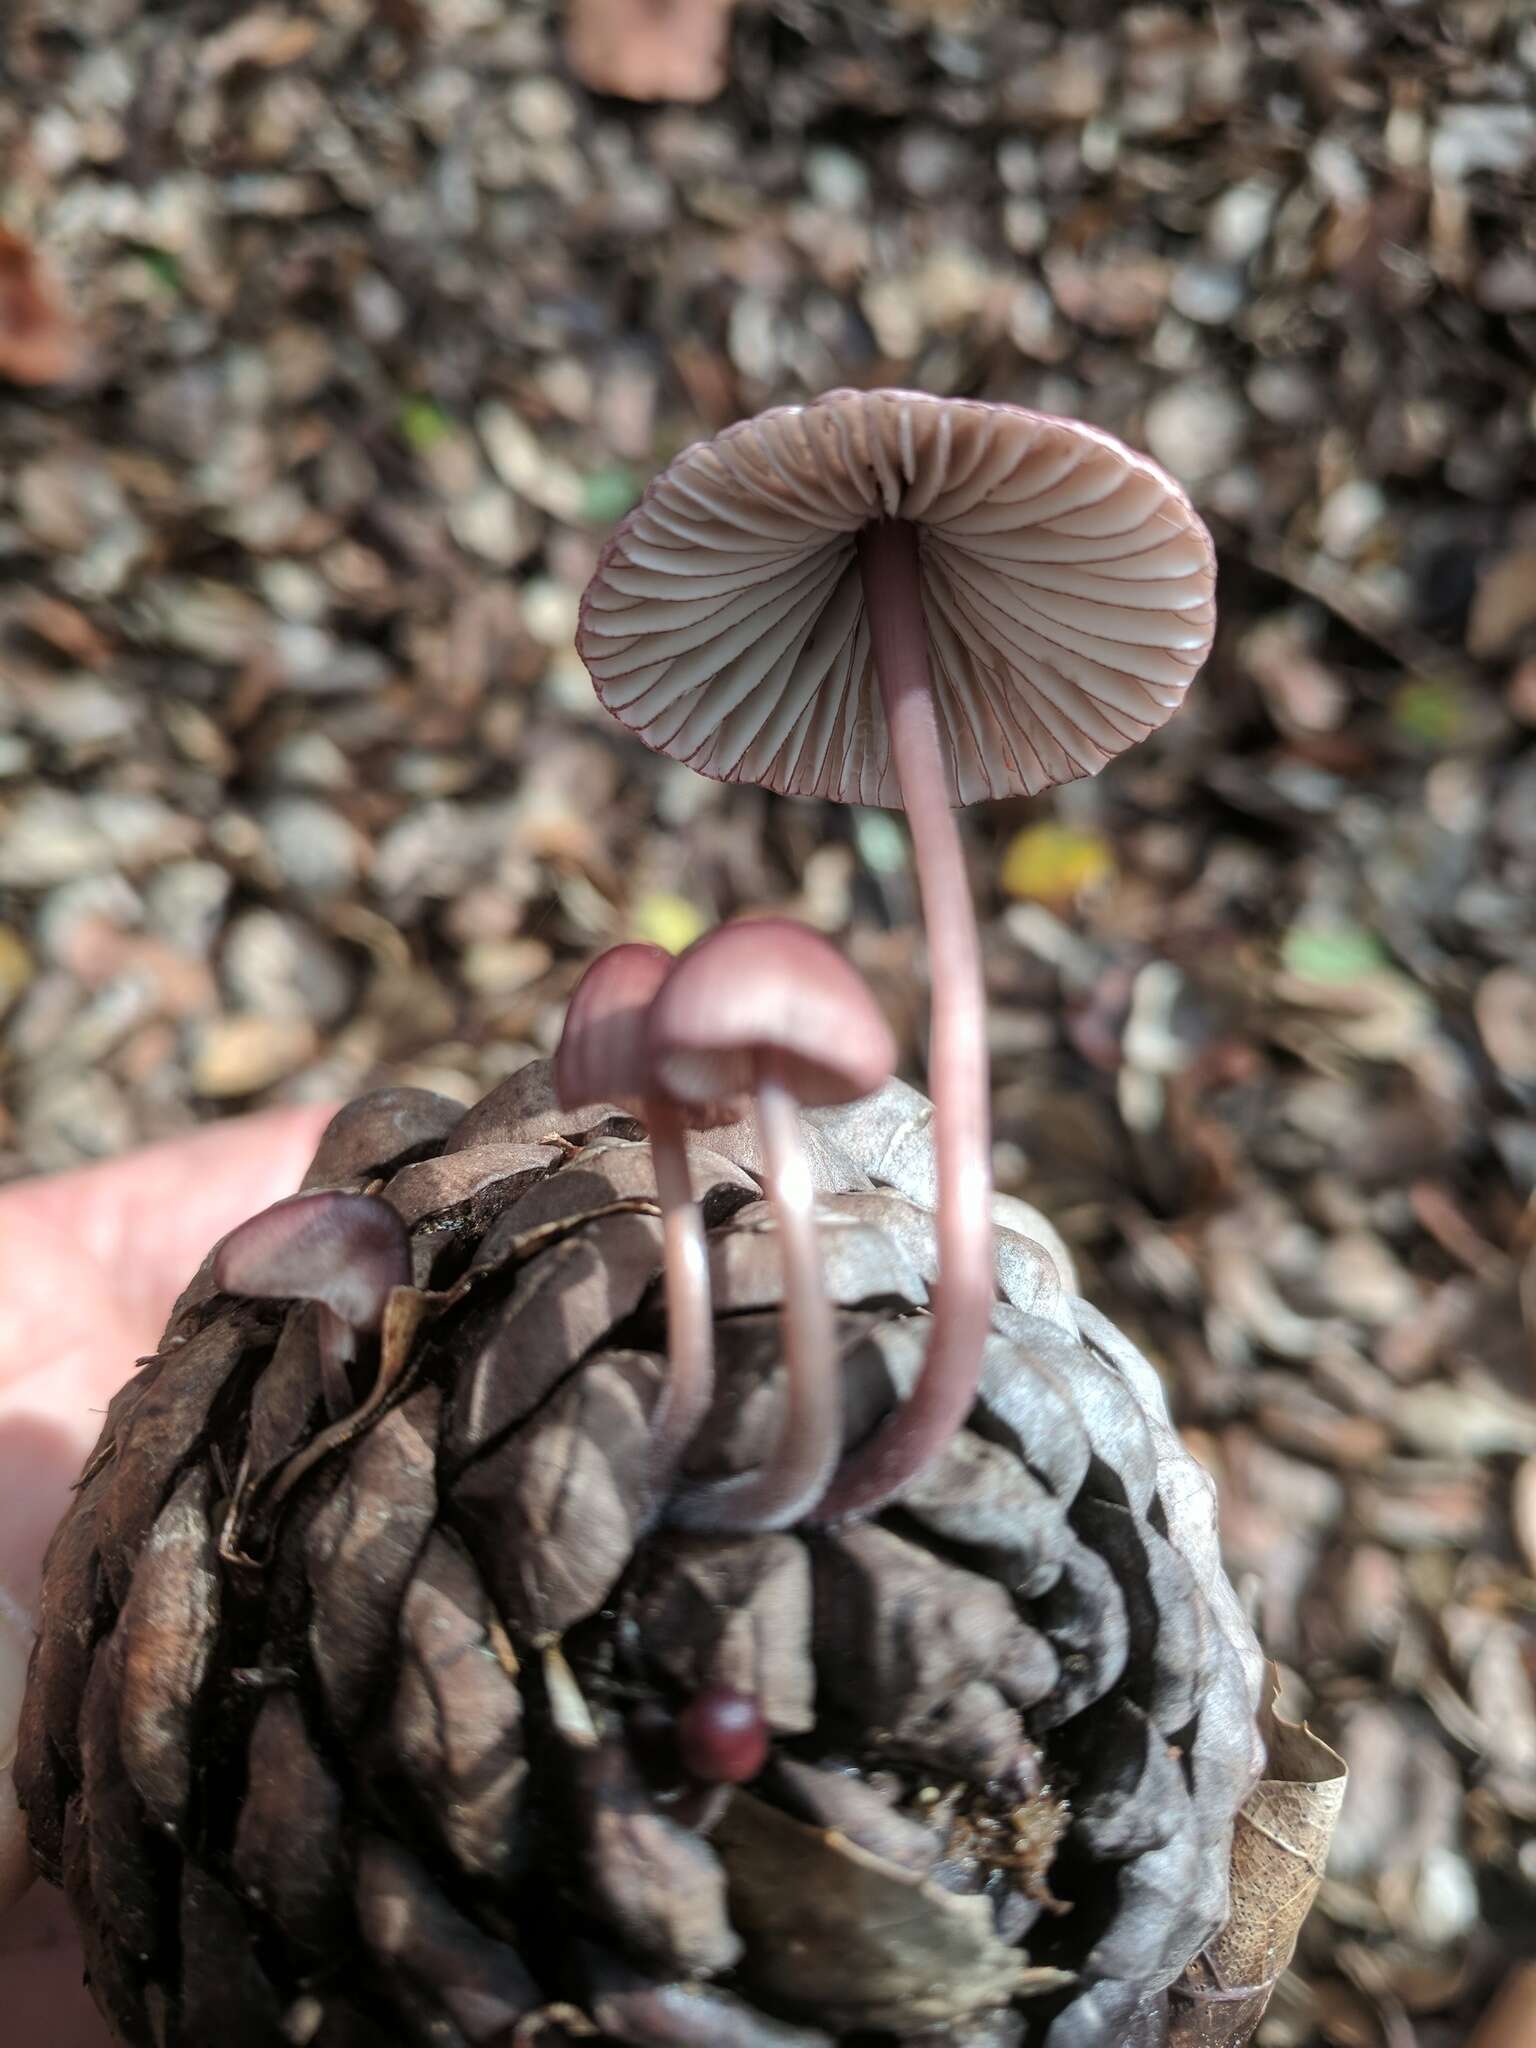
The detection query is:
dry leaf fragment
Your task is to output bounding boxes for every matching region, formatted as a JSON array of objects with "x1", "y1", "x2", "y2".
[
  {"x1": 1468, "y1": 548, "x2": 1536, "y2": 658},
  {"x1": 565, "y1": 0, "x2": 736, "y2": 104},
  {"x1": 0, "y1": 224, "x2": 86, "y2": 386},
  {"x1": 1514, "y1": 1458, "x2": 1536, "y2": 1579},
  {"x1": 1168, "y1": 1676, "x2": 1347, "y2": 2047},
  {"x1": 712, "y1": 1791, "x2": 1071, "y2": 2032}
]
